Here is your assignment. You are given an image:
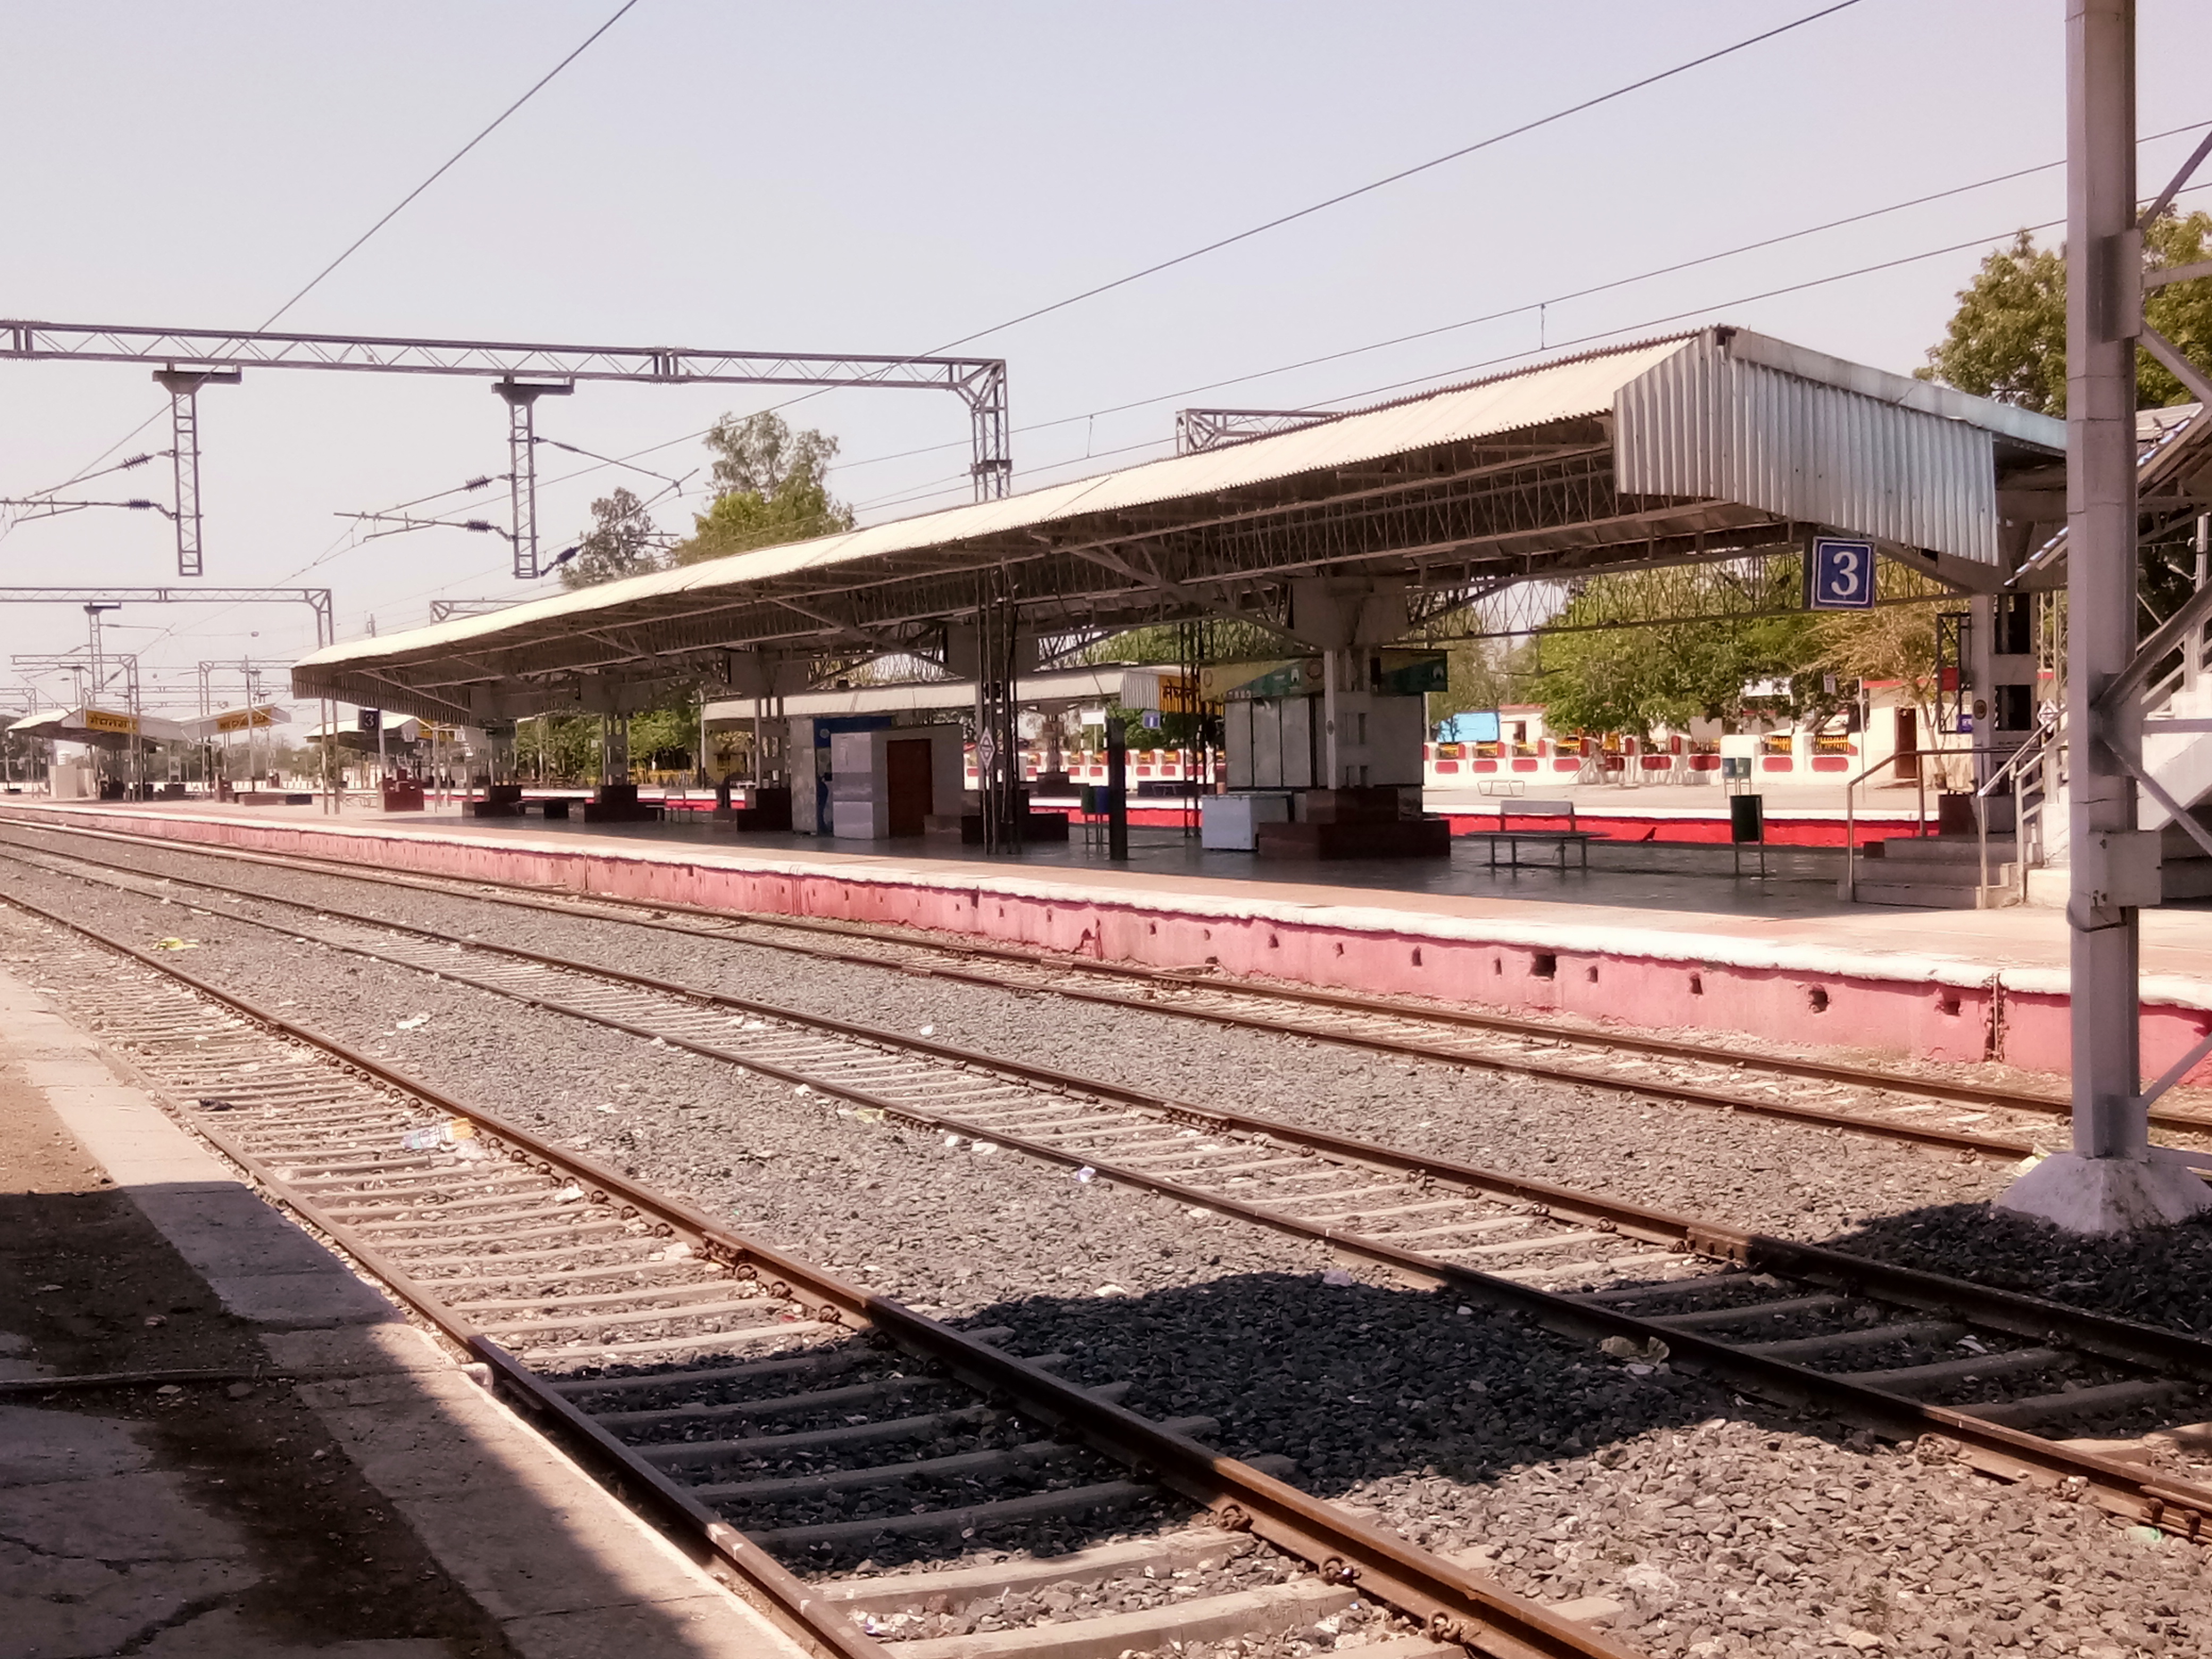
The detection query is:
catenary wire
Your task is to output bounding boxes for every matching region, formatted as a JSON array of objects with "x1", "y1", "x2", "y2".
[
  {"x1": 1, "y1": 1, "x2": 643, "y2": 530},
  {"x1": 257, "y1": 0, "x2": 643, "y2": 330},
  {"x1": 488, "y1": 1, "x2": 1871, "y2": 512},
  {"x1": 843, "y1": 177, "x2": 2212, "y2": 517},
  {"x1": 511, "y1": 117, "x2": 2212, "y2": 514}
]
